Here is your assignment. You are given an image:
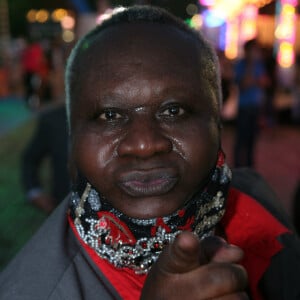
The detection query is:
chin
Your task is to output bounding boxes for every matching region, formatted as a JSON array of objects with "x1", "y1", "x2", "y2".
[{"x1": 116, "y1": 196, "x2": 184, "y2": 219}]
